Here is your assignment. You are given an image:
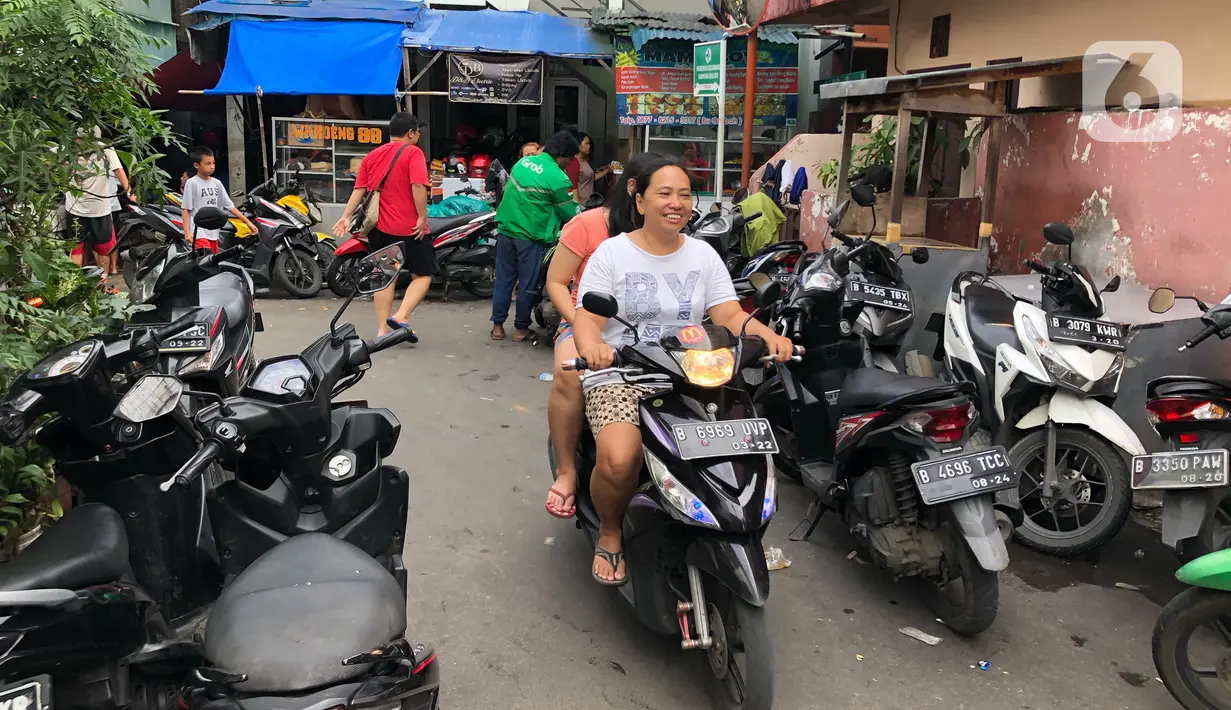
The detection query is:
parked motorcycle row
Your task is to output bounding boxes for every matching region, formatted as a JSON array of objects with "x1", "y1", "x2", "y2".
[{"x1": 0, "y1": 207, "x2": 438, "y2": 710}]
